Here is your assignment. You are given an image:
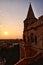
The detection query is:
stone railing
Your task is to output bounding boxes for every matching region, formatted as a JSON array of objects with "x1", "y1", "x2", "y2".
[
  {"x1": 14, "y1": 58, "x2": 32, "y2": 65},
  {"x1": 14, "y1": 51, "x2": 42, "y2": 65},
  {"x1": 14, "y1": 58, "x2": 25, "y2": 65}
]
